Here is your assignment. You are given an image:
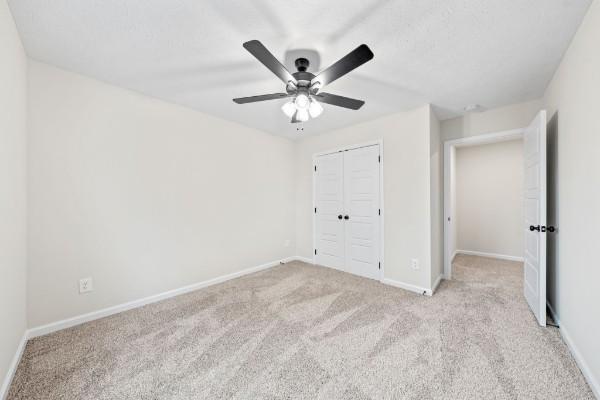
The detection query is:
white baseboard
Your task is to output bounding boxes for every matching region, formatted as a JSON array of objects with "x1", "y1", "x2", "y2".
[
  {"x1": 297, "y1": 258, "x2": 441, "y2": 298},
  {"x1": 451, "y1": 250, "x2": 458, "y2": 262},
  {"x1": 432, "y1": 274, "x2": 444, "y2": 294},
  {"x1": 546, "y1": 302, "x2": 599, "y2": 399},
  {"x1": 28, "y1": 256, "x2": 295, "y2": 339},
  {"x1": 382, "y1": 278, "x2": 433, "y2": 296},
  {"x1": 455, "y1": 249, "x2": 524, "y2": 262},
  {"x1": 5, "y1": 256, "x2": 304, "y2": 396},
  {"x1": 0, "y1": 332, "x2": 28, "y2": 400}
]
